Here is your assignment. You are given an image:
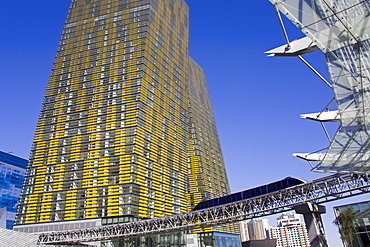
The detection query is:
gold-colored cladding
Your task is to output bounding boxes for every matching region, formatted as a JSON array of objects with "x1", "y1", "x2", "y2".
[{"x1": 16, "y1": 0, "x2": 231, "y2": 232}]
